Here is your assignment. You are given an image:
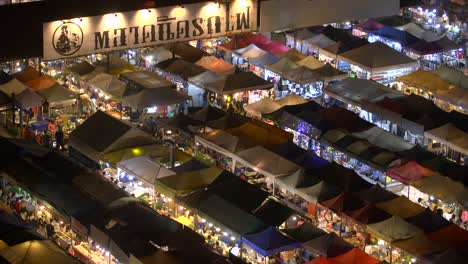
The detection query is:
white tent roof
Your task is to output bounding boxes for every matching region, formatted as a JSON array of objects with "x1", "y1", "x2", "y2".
[
  {"x1": 188, "y1": 71, "x2": 226, "y2": 89},
  {"x1": 87, "y1": 73, "x2": 127, "y2": 99},
  {"x1": 413, "y1": 174, "x2": 468, "y2": 207},
  {"x1": 275, "y1": 170, "x2": 303, "y2": 194},
  {"x1": 303, "y1": 34, "x2": 337, "y2": 49},
  {"x1": 143, "y1": 47, "x2": 177, "y2": 65},
  {"x1": 297, "y1": 56, "x2": 325, "y2": 70},
  {"x1": 196, "y1": 130, "x2": 241, "y2": 154},
  {"x1": 233, "y1": 44, "x2": 261, "y2": 56},
  {"x1": 244, "y1": 98, "x2": 282, "y2": 118},
  {"x1": 424, "y1": 123, "x2": 468, "y2": 155},
  {"x1": 276, "y1": 93, "x2": 308, "y2": 105},
  {"x1": 235, "y1": 146, "x2": 301, "y2": 178},
  {"x1": 265, "y1": 57, "x2": 299, "y2": 75},
  {"x1": 118, "y1": 156, "x2": 175, "y2": 186},
  {"x1": 353, "y1": 126, "x2": 414, "y2": 152},
  {"x1": 397, "y1": 22, "x2": 442, "y2": 42},
  {"x1": 434, "y1": 65, "x2": 468, "y2": 89},
  {"x1": 286, "y1": 29, "x2": 317, "y2": 42},
  {"x1": 0, "y1": 78, "x2": 28, "y2": 97}
]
